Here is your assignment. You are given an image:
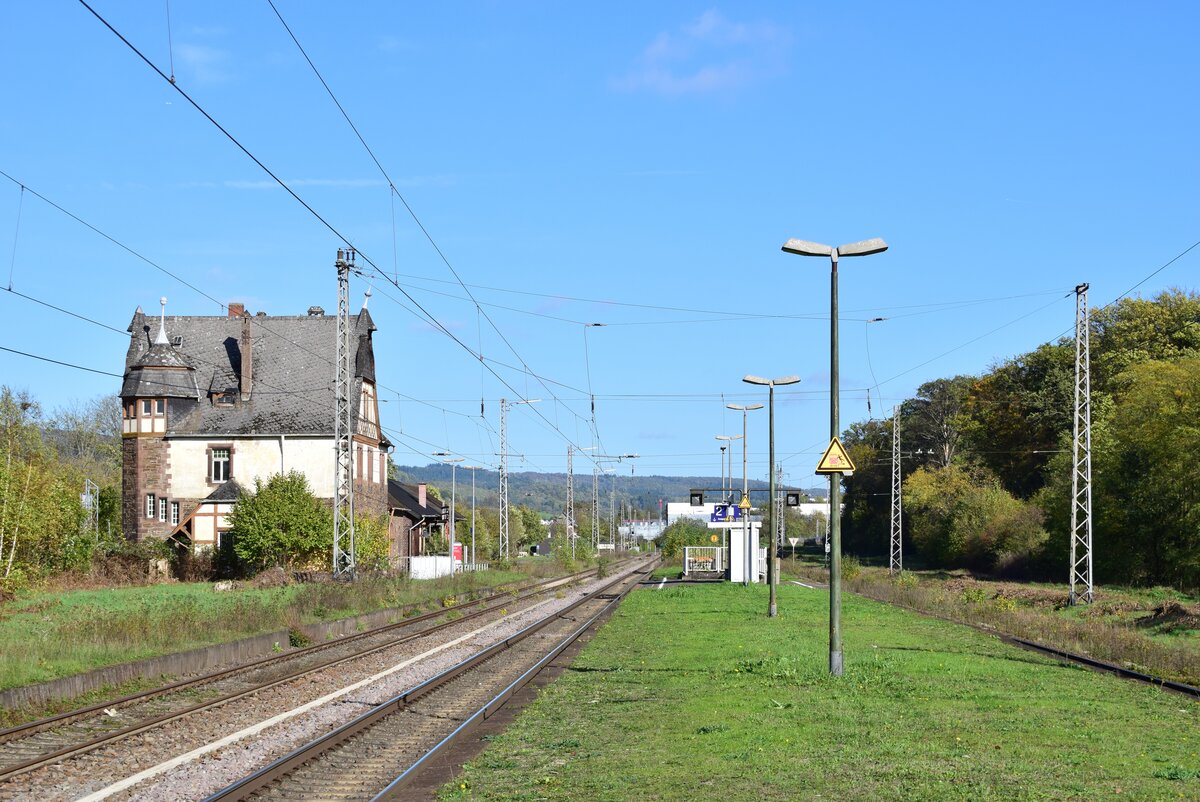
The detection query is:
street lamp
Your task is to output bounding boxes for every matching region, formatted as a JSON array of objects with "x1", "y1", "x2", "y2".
[
  {"x1": 727, "y1": 403, "x2": 763, "y2": 587},
  {"x1": 782, "y1": 235, "x2": 888, "y2": 676},
  {"x1": 715, "y1": 434, "x2": 742, "y2": 503},
  {"x1": 743, "y1": 374, "x2": 801, "y2": 617},
  {"x1": 462, "y1": 465, "x2": 481, "y2": 566},
  {"x1": 434, "y1": 453, "x2": 464, "y2": 573}
]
